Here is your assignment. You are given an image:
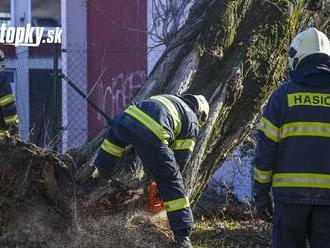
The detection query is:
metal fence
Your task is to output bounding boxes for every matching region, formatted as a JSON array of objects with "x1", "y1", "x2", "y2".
[
  {"x1": 10, "y1": 45, "x2": 113, "y2": 152},
  {"x1": 8, "y1": 38, "x2": 167, "y2": 153}
]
